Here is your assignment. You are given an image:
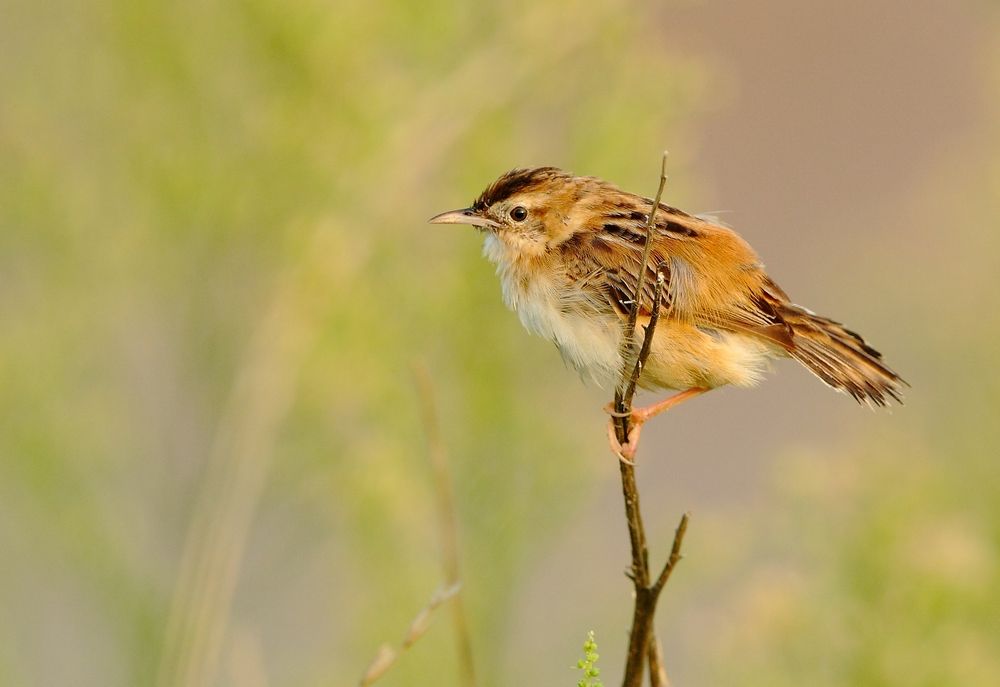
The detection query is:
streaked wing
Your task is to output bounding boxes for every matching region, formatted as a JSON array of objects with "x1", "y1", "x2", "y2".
[{"x1": 570, "y1": 195, "x2": 794, "y2": 346}]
